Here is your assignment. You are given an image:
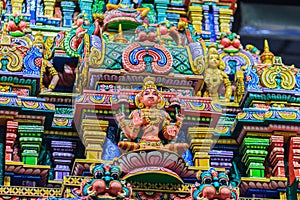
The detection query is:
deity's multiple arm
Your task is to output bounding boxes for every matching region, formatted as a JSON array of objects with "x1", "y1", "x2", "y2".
[
  {"x1": 162, "y1": 113, "x2": 183, "y2": 140},
  {"x1": 115, "y1": 111, "x2": 141, "y2": 140},
  {"x1": 116, "y1": 110, "x2": 183, "y2": 142}
]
